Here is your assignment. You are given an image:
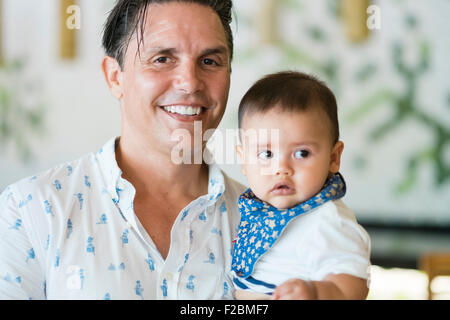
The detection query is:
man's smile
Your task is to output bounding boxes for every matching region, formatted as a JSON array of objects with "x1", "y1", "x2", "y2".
[{"x1": 159, "y1": 104, "x2": 208, "y2": 122}]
